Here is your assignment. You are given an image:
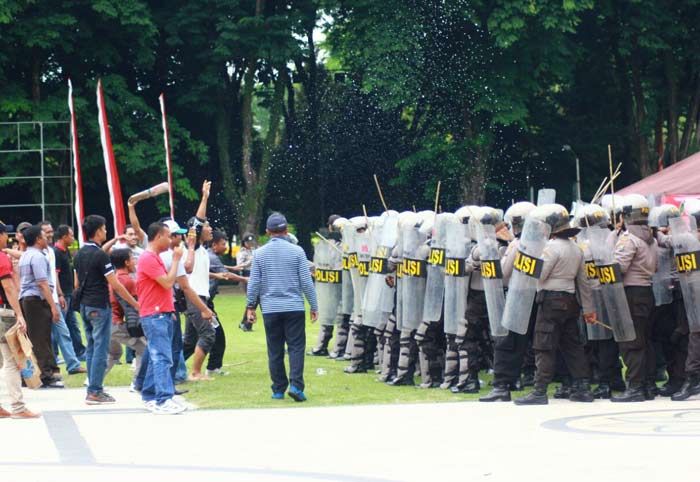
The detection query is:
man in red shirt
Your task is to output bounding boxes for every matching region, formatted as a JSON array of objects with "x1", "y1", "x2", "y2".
[
  {"x1": 0, "y1": 222, "x2": 40, "y2": 418},
  {"x1": 137, "y1": 222, "x2": 185, "y2": 415}
]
